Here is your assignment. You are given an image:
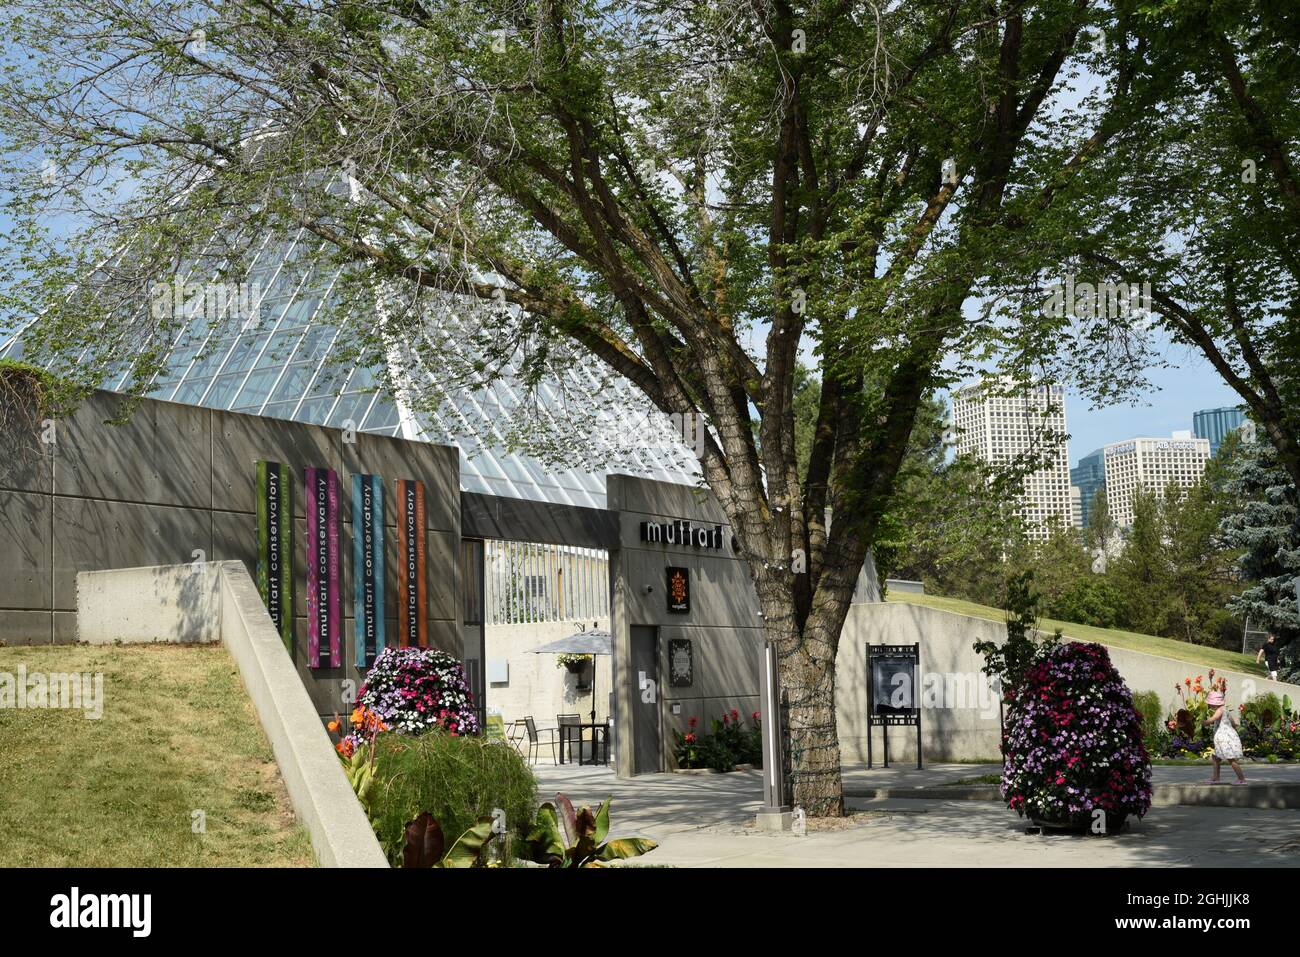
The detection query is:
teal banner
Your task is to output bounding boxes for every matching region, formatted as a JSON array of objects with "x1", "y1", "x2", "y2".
[{"x1": 352, "y1": 473, "x2": 385, "y2": 668}]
